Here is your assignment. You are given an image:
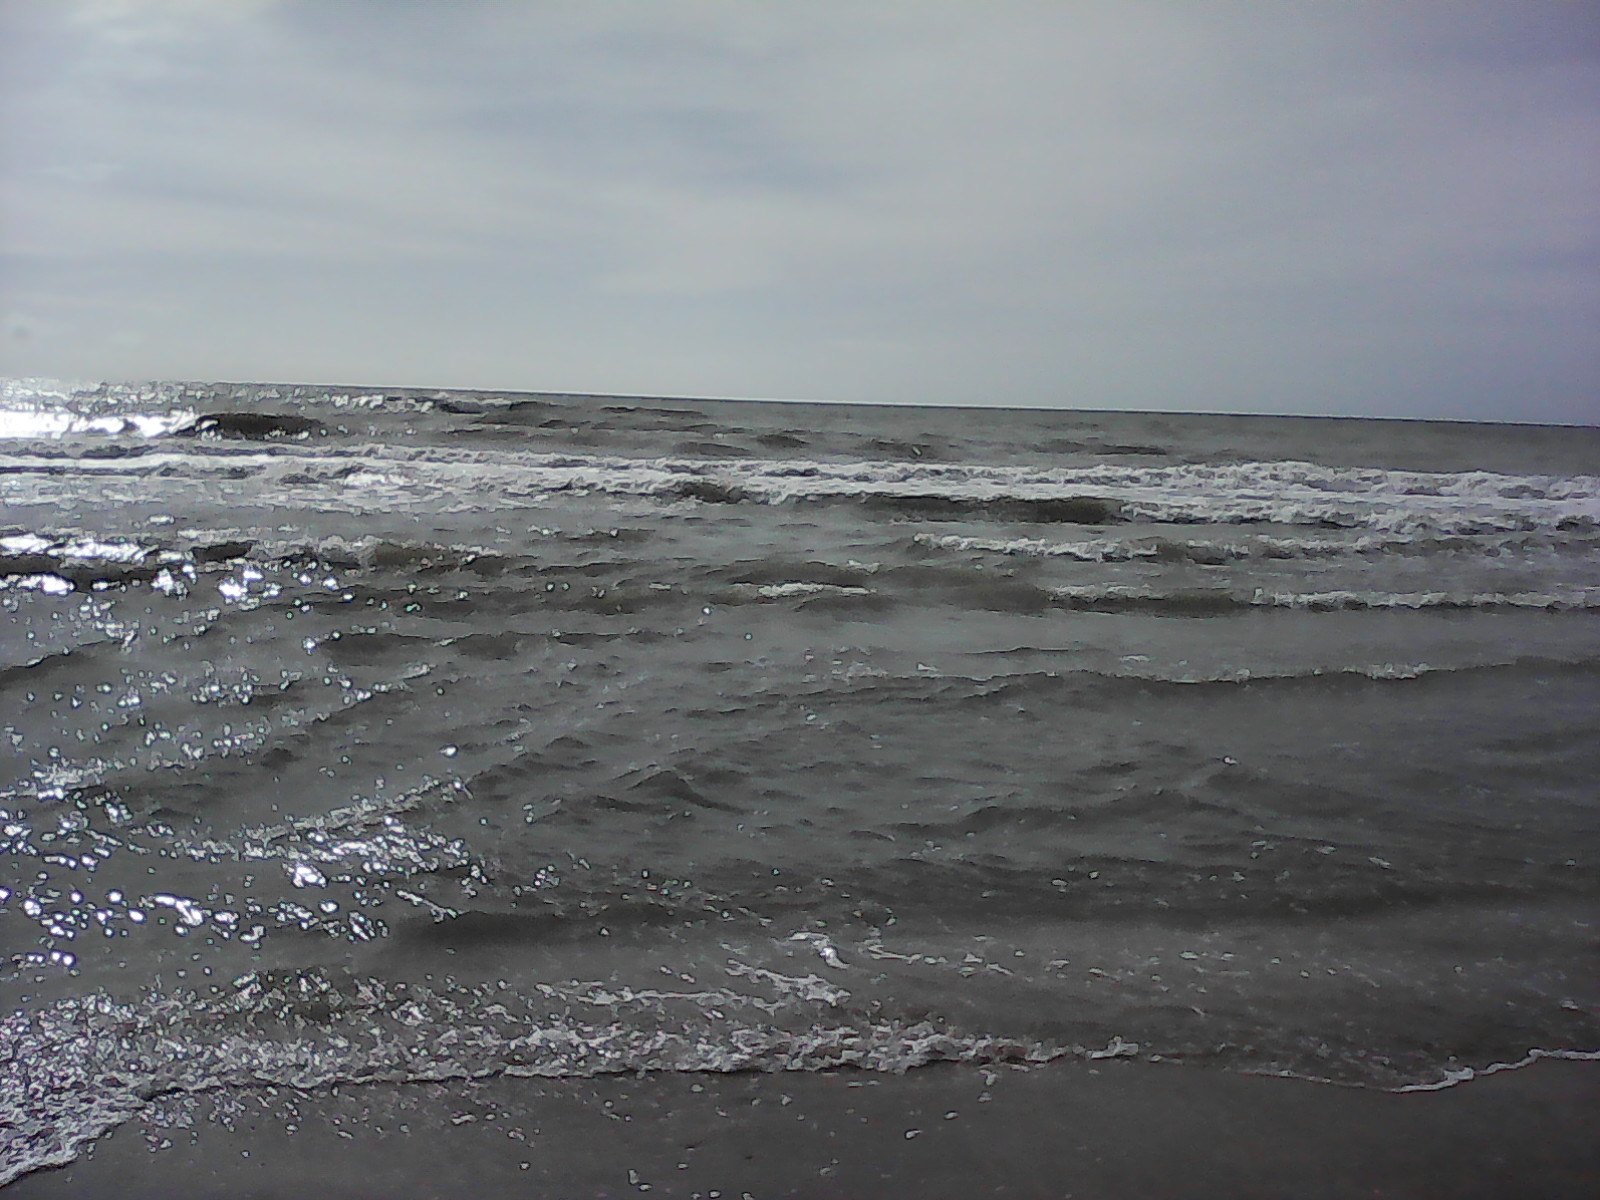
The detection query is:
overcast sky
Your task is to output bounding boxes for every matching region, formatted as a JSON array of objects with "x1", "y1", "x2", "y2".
[{"x1": 1, "y1": 1, "x2": 1595, "y2": 421}]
